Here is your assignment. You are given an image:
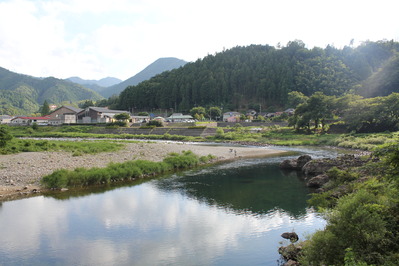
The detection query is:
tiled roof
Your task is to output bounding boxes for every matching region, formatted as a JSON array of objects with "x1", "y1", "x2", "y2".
[
  {"x1": 12, "y1": 116, "x2": 50, "y2": 120},
  {"x1": 64, "y1": 106, "x2": 83, "y2": 113}
]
